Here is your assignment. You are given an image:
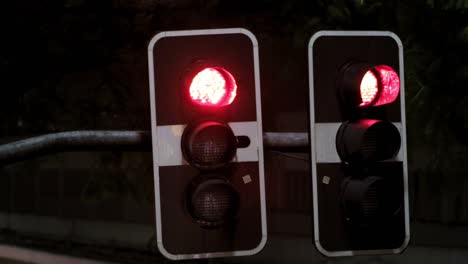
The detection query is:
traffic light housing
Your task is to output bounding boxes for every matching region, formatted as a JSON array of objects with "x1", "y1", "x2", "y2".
[
  {"x1": 148, "y1": 28, "x2": 266, "y2": 260},
  {"x1": 308, "y1": 31, "x2": 409, "y2": 256}
]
